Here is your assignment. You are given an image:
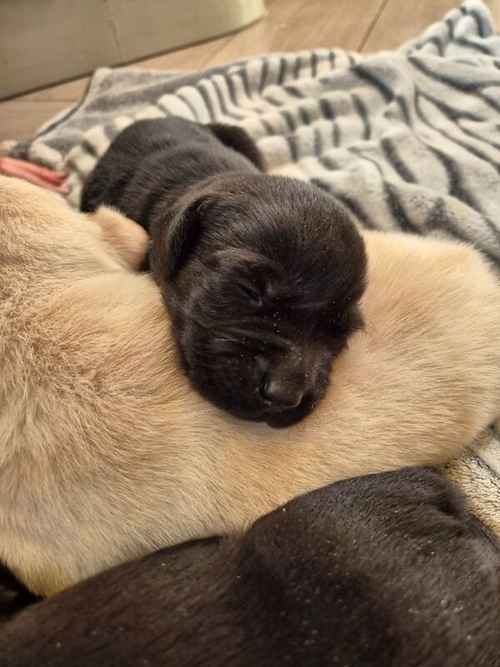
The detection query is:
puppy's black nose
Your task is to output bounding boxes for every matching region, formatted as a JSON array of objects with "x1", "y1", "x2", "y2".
[{"x1": 261, "y1": 377, "x2": 304, "y2": 409}]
